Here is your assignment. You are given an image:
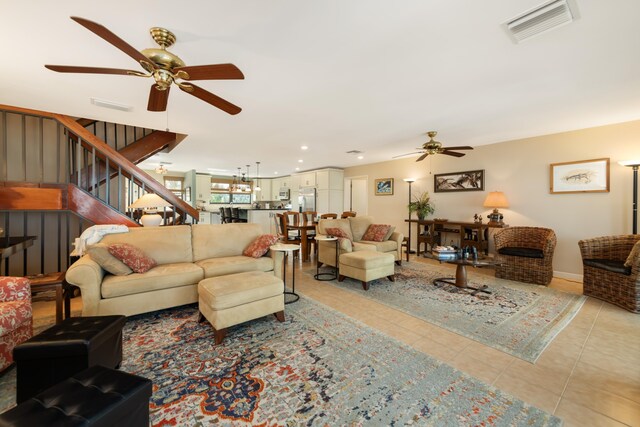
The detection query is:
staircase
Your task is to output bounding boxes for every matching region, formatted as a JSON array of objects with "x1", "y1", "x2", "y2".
[{"x1": 0, "y1": 104, "x2": 198, "y2": 276}]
